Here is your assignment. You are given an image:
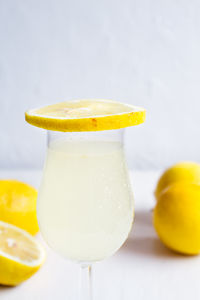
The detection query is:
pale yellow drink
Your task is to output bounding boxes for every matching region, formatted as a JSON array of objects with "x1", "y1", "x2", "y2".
[{"x1": 38, "y1": 139, "x2": 134, "y2": 262}]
